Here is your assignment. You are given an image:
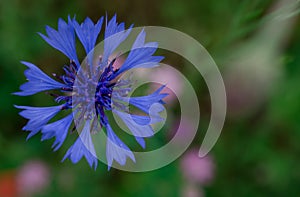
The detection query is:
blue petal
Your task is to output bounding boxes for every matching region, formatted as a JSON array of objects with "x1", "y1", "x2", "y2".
[
  {"x1": 102, "y1": 15, "x2": 133, "y2": 67},
  {"x1": 72, "y1": 17, "x2": 104, "y2": 54},
  {"x1": 114, "y1": 110, "x2": 154, "y2": 148},
  {"x1": 113, "y1": 109, "x2": 165, "y2": 149},
  {"x1": 14, "y1": 61, "x2": 67, "y2": 96},
  {"x1": 41, "y1": 113, "x2": 73, "y2": 151},
  {"x1": 131, "y1": 114, "x2": 164, "y2": 125},
  {"x1": 15, "y1": 105, "x2": 62, "y2": 139},
  {"x1": 62, "y1": 120, "x2": 98, "y2": 170},
  {"x1": 129, "y1": 85, "x2": 168, "y2": 114},
  {"x1": 135, "y1": 137, "x2": 146, "y2": 149},
  {"x1": 39, "y1": 17, "x2": 79, "y2": 66},
  {"x1": 131, "y1": 28, "x2": 158, "y2": 49},
  {"x1": 111, "y1": 29, "x2": 164, "y2": 78},
  {"x1": 113, "y1": 110, "x2": 154, "y2": 148},
  {"x1": 106, "y1": 123, "x2": 135, "y2": 170}
]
